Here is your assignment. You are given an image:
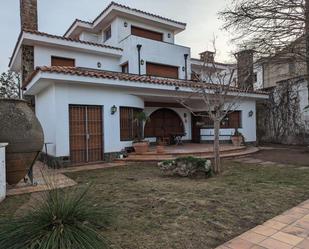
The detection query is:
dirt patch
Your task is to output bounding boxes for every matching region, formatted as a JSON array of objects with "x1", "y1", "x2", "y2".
[{"x1": 252, "y1": 146, "x2": 309, "y2": 166}]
